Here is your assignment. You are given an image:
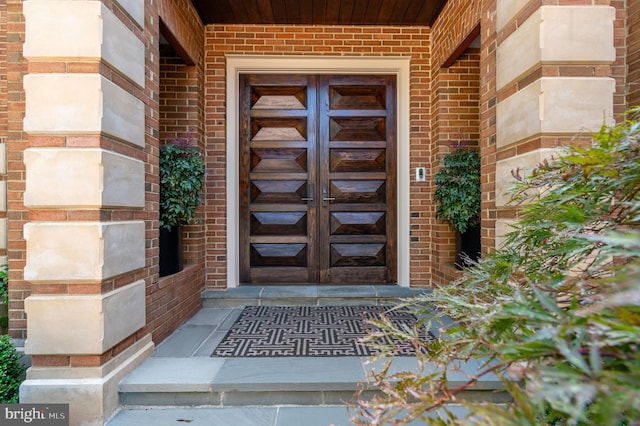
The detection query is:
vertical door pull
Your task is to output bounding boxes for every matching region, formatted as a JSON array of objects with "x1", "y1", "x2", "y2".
[
  {"x1": 301, "y1": 183, "x2": 314, "y2": 205},
  {"x1": 322, "y1": 183, "x2": 335, "y2": 207}
]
